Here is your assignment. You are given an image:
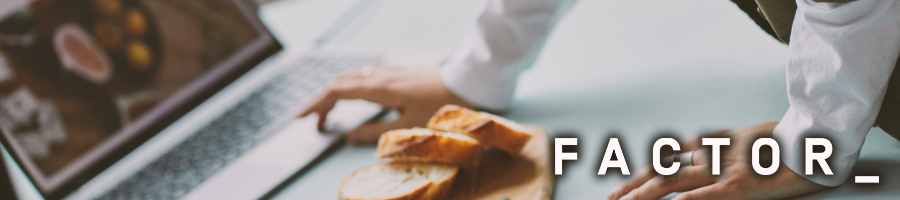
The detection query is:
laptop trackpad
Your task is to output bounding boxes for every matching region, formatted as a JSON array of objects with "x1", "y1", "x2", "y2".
[
  {"x1": 323, "y1": 99, "x2": 385, "y2": 133},
  {"x1": 182, "y1": 99, "x2": 382, "y2": 200}
]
